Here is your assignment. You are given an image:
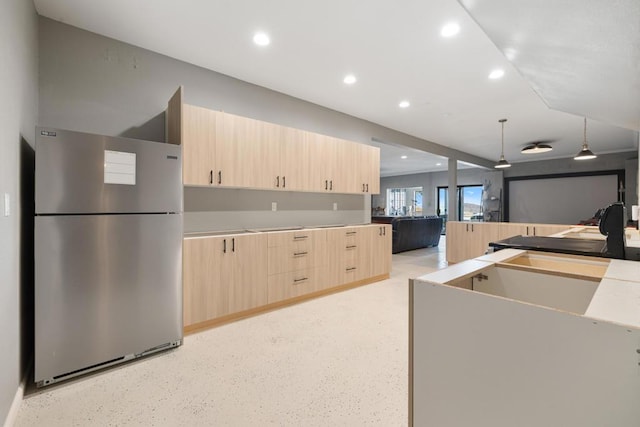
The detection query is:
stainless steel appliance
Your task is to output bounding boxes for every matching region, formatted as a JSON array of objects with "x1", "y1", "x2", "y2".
[{"x1": 35, "y1": 127, "x2": 183, "y2": 387}]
